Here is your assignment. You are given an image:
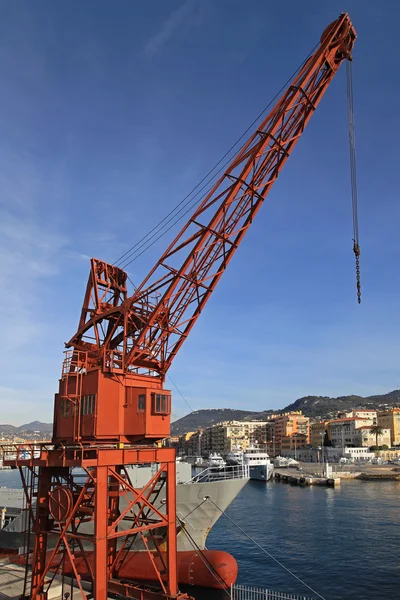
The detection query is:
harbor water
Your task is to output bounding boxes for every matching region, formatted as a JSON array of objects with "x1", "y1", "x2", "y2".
[
  {"x1": 208, "y1": 478, "x2": 400, "y2": 600},
  {"x1": 1, "y1": 470, "x2": 399, "y2": 599}
]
